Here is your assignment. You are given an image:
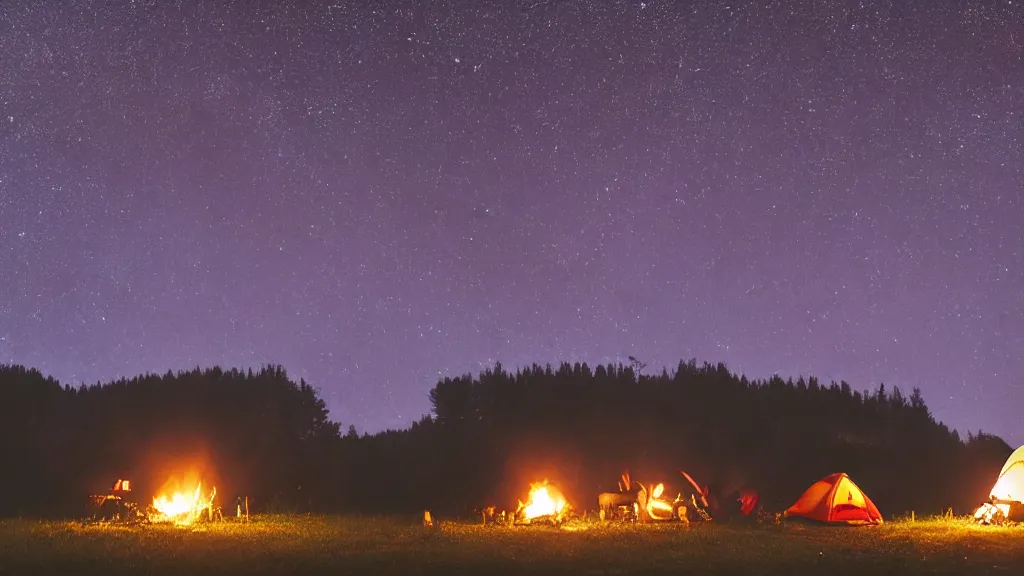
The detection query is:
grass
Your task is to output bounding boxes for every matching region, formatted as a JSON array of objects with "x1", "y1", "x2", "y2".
[{"x1": 1, "y1": 514, "x2": 1022, "y2": 575}]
